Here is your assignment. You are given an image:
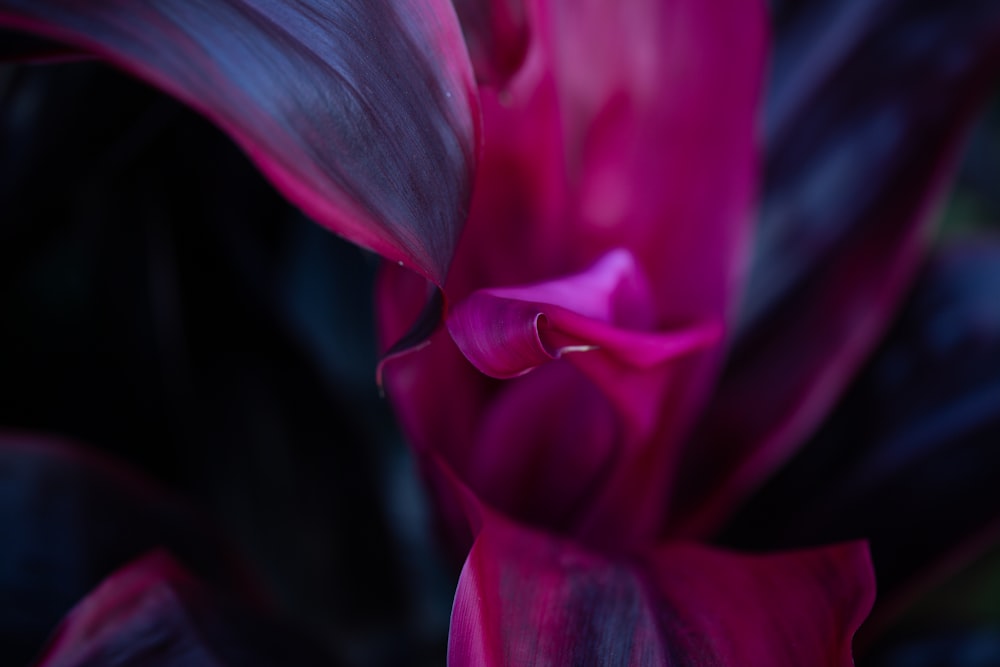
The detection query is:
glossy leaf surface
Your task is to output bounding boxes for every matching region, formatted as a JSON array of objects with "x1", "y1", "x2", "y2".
[{"x1": 0, "y1": 0, "x2": 479, "y2": 287}]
